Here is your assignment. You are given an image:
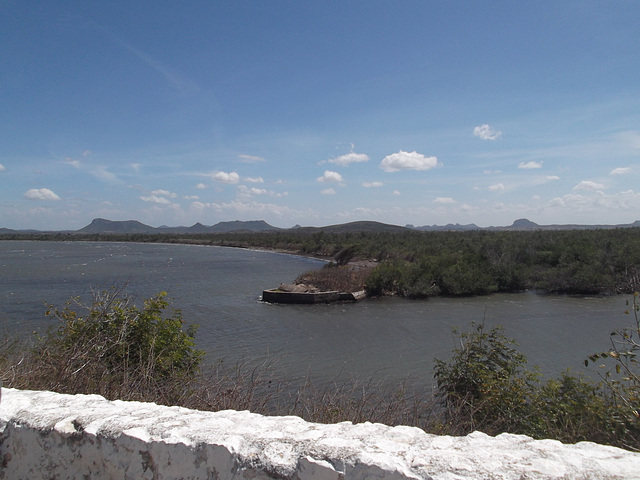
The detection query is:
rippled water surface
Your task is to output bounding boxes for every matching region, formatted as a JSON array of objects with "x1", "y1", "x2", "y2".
[{"x1": 0, "y1": 241, "x2": 629, "y2": 387}]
